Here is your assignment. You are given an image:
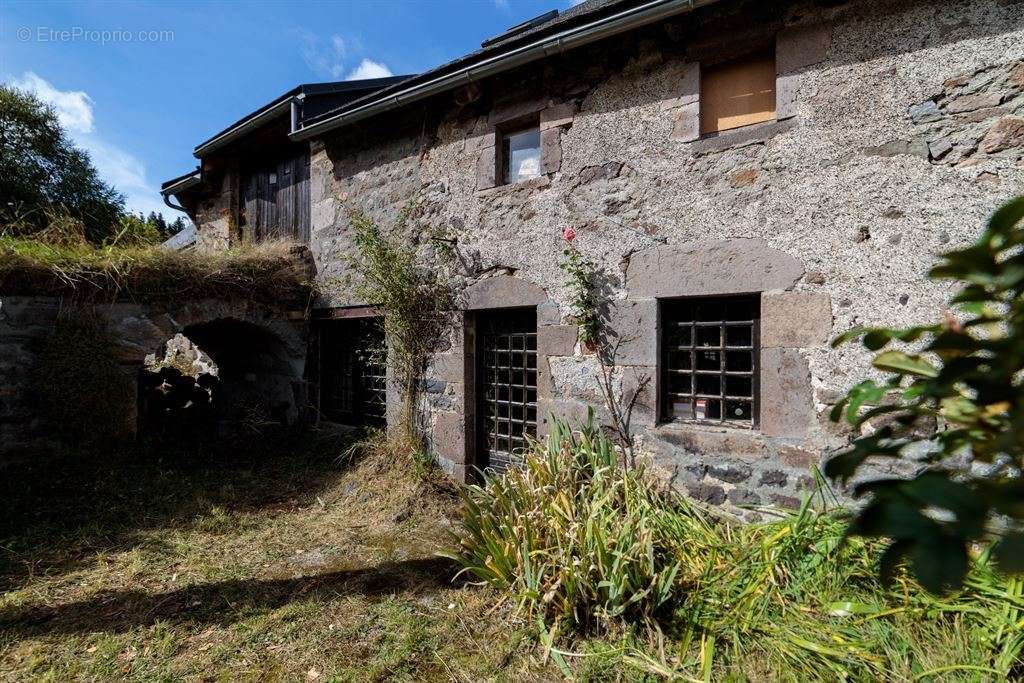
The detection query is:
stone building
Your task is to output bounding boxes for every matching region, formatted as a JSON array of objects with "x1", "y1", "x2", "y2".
[{"x1": 161, "y1": 0, "x2": 1024, "y2": 509}]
